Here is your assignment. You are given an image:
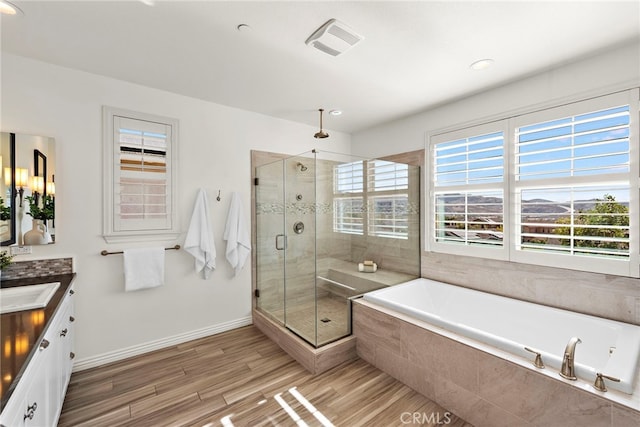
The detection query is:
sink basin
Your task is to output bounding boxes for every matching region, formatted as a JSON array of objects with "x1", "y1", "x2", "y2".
[{"x1": 0, "y1": 282, "x2": 61, "y2": 314}]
